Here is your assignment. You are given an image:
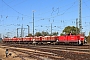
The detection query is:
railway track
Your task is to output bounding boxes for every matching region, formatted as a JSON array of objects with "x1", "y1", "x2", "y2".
[
  {"x1": 6, "y1": 43, "x2": 90, "y2": 53},
  {"x1": 10, "y1": 48, "x2": 63, "y2": 60},
  {"x1": 1, "y1": 43, "x2": 90, "y2": 60},
  {"x1": 1, "y1": 44, "x2": 64, "y2": 60},
  {"x1": 36, "y1": 45, "x2": 90, "y2": 53}
]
